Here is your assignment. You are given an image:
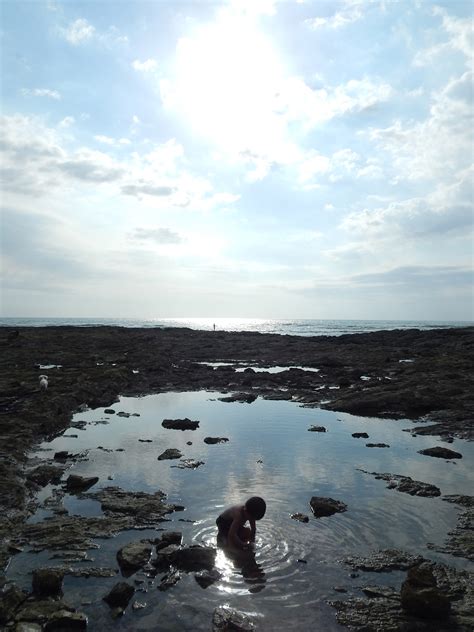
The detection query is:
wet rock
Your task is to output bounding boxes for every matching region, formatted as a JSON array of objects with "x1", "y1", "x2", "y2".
[
  {"x1": 132, "y1": 600, "x2": 146, "y2": 610},
  {"x1": 343, "y1": 549, "x2": 424, "y2": 572},
  {"x1": 53, "y1": 451, "x2": 69, "y2": 461},
  {"x1": 171, "y1": 459, "x2": 205, "y2": 469},
  {"x1": 117, "y1": 541, "x2": 152, "y2": 574},
  {"x1": 14, "y1": 600, "x2": 76, "y2": 626},
  {"x1": 138, "y1": 438, "x2": 152, "y2": 442},
  {"x1": 400, "y1": 562, "x2": 451, "y2": 619},
  {"x1": 362, "y1": 585, "x2": 399, "y2": 599},
  {"x1": 162, "y1": 418, "x2": 200, "y2": 430},
  {"x1": 212, "y1": 606, "x2": 256, "y2": 631},
  {"x1": 308, "y1": 425, "x2": 326, "y2": 432},
  {"x1": 117, "y1": 412, "x2": 130, "y2": 418},
  {"x1": 195, "y1": 569, "x2": 222, "y2": 588},
  {"x1": 366, "y1": 443, "x2": 390, "y2": 448},
  {"x1": 219, "y1": 393, "x2": 257, "y2": 404},
  {"x1": 27, "y1": 465, "x2": 64, "y2": 487},
  {"x1": 104, "y1": 409, "x2": 115, "y2": 414},
  {"x1": 310, "y1": 497, "x2": 347, "y2": 518},
  {"x1": 32, "y1": 568, "x2": 64, "y2": 597},
  {"x1": 352, "y1": 432, "x2": 369, "y2": 439},
  {"x1": 85, "y1": 486, "x2": 177, "y2": 522},
  {"x1": 43, "y1": 610, "x2": 88, "y2": 631},
  {"x1": 154, "y1": 531, "x2": 183, "y2": 550},
  {"x1": 204, "y1": 437, "x2": 229, "y2": 444},
  {"x1": 333, "y1": 586, "x2": 347, "y2": 593},
  {"x1": 418, "y1": 447, "x2": 462, "y2": 459},
  {"x1": 16, "y1": 622, "x2": 43, "y2": 632},
  {"x1": 429, "y1": 496, "x2": 474, "y2": 561},
  {"x1": 291, "y1": 513, "x2": 309, "y2": 523},
  {"x1": 357, "y1": 470, "x2": 441, "y2": 497},
  {"x1": 157, "y1": 448, "x2": 182, "y2": 460},
  {"x1": 65, "y1": 475, "x2": 99, "y2": 492},
  {"x1": 158, "y1": 569, "x2": 181, "y2": 591},
  {"x1": 170, "y1": 545, "x2": 216, "y2": 572},
  {"x1": 103, "y1": 582, "x2": 135, "y2": 609},
  {"x1": 0, "y1": 585, "x2": 28, "y2": 625}
]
